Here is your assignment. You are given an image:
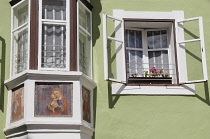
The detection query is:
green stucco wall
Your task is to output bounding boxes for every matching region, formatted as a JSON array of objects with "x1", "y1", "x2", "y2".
[
  {"x1": 91, "y1": 0, "x2": 210, "y2": 138},
  {"x1": 0, "y1": 0, "x2": 11, "y2": 139},
  {"x1": 0, "y1": 0, "x2": 210, "y2": 138}
]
